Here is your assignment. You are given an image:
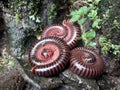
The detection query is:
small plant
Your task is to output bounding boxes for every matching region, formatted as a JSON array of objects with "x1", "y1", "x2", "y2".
[
  {"x1": 0, "y1": 48, "x2": 14, "y2": 72},
  {"x1": 48, "y1": 4, "x2": 56, "y2": 20},
  {"x1": 8, "y1": 0, "x2": 41, "y2": 23},
  {"x1": 80, "y1": 29, "x2": 96, "y2": 46},
  {"x1": 70, "y1": 0, "x2": 101, "y2": 47},
  {"x1": 99, "y1": 36, "x2": 120, "y2": 55}
]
